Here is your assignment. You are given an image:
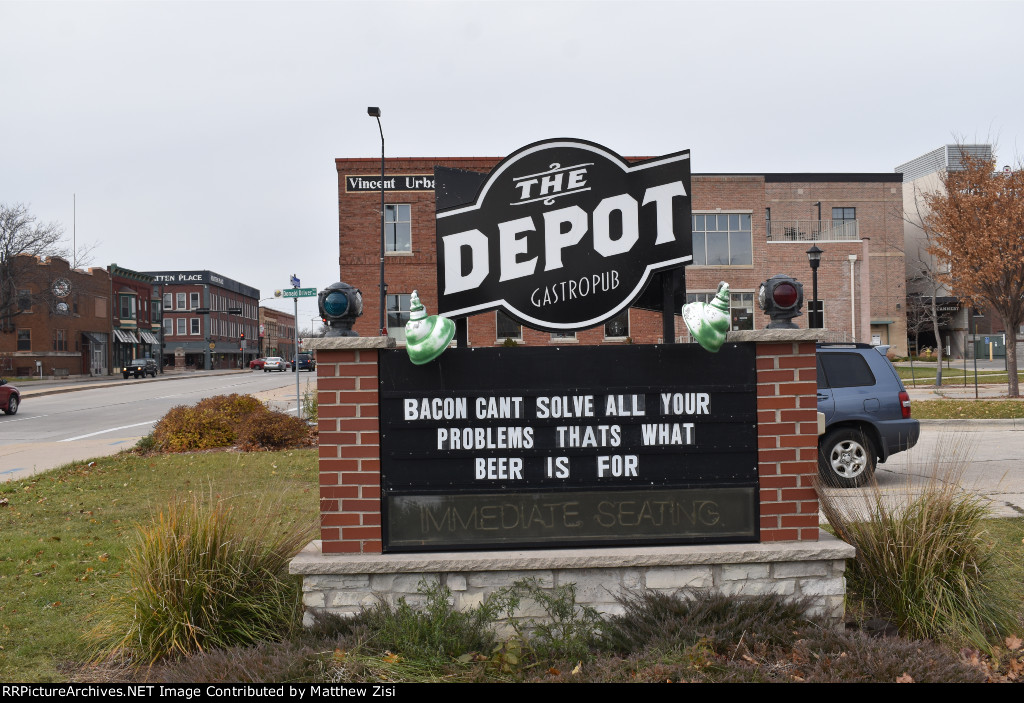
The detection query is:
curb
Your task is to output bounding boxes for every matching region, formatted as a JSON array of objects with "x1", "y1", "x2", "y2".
[
  {"x1": 918, "y1": 418, "x2": 1024, "y2": 429},
  {"x1": 18, "y1": 369, "x2": 252, "y2": 399}
]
